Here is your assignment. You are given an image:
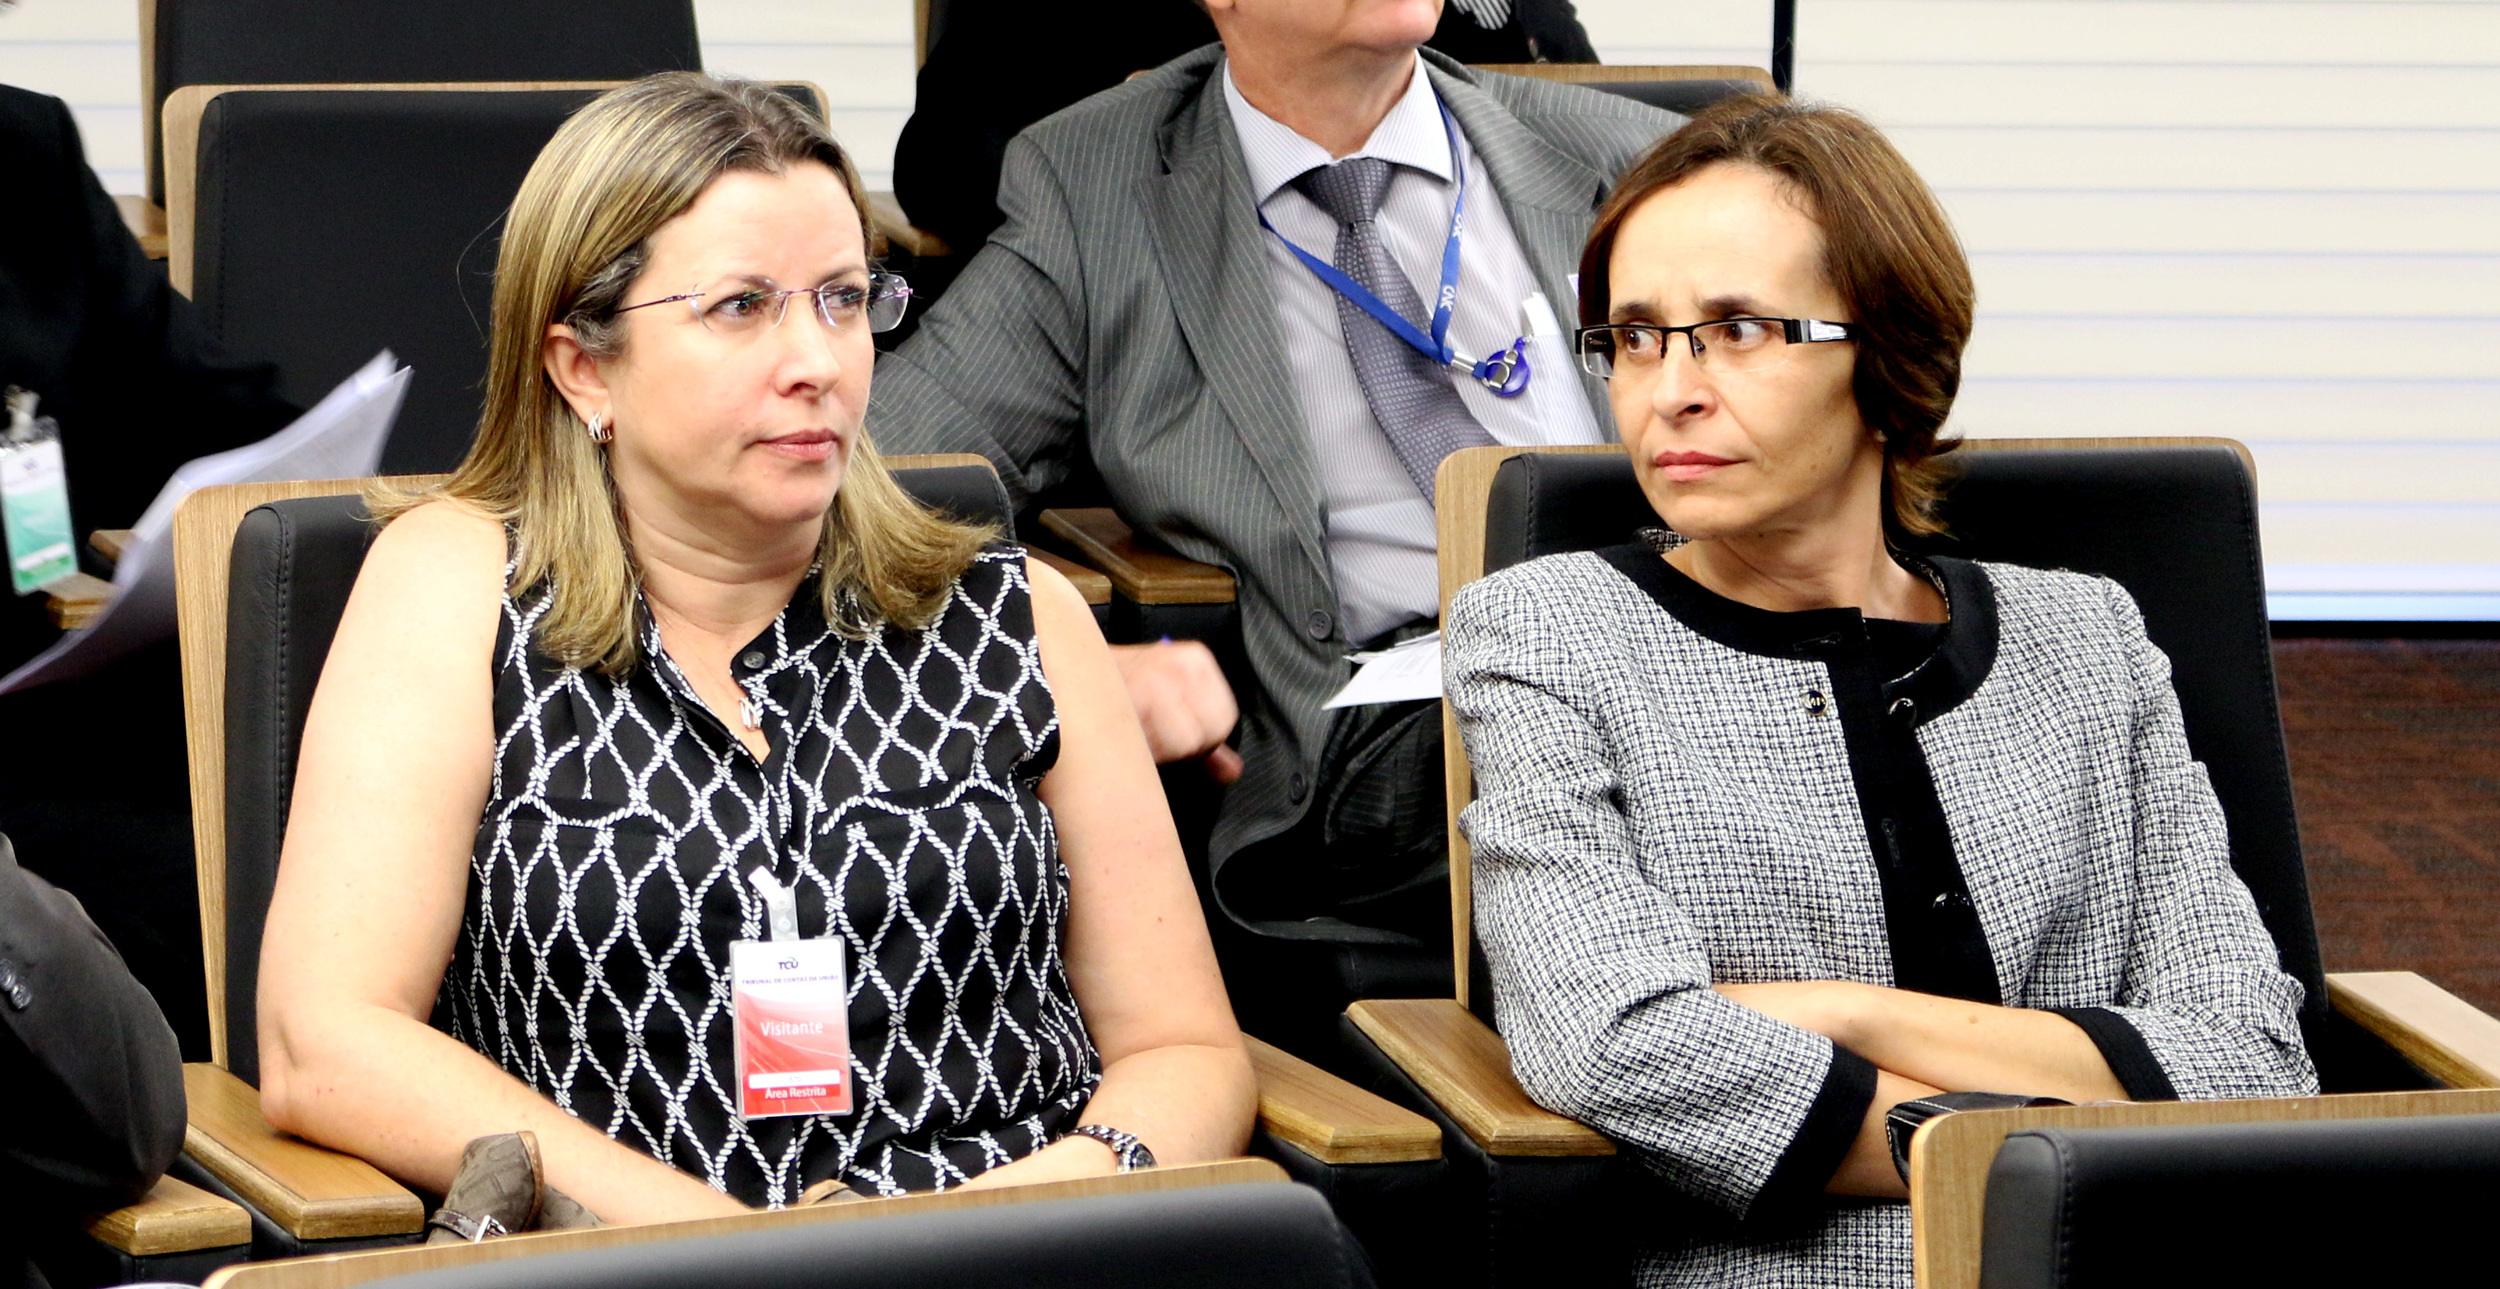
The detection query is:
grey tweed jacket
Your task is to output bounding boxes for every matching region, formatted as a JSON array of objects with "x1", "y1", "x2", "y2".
[
  {"x1": 868, "y1": 44, "x2": 1674, "y2": 880},
  {"x1": 1446, "y1": 547, "x2": 2316, "y2": 1288}
]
